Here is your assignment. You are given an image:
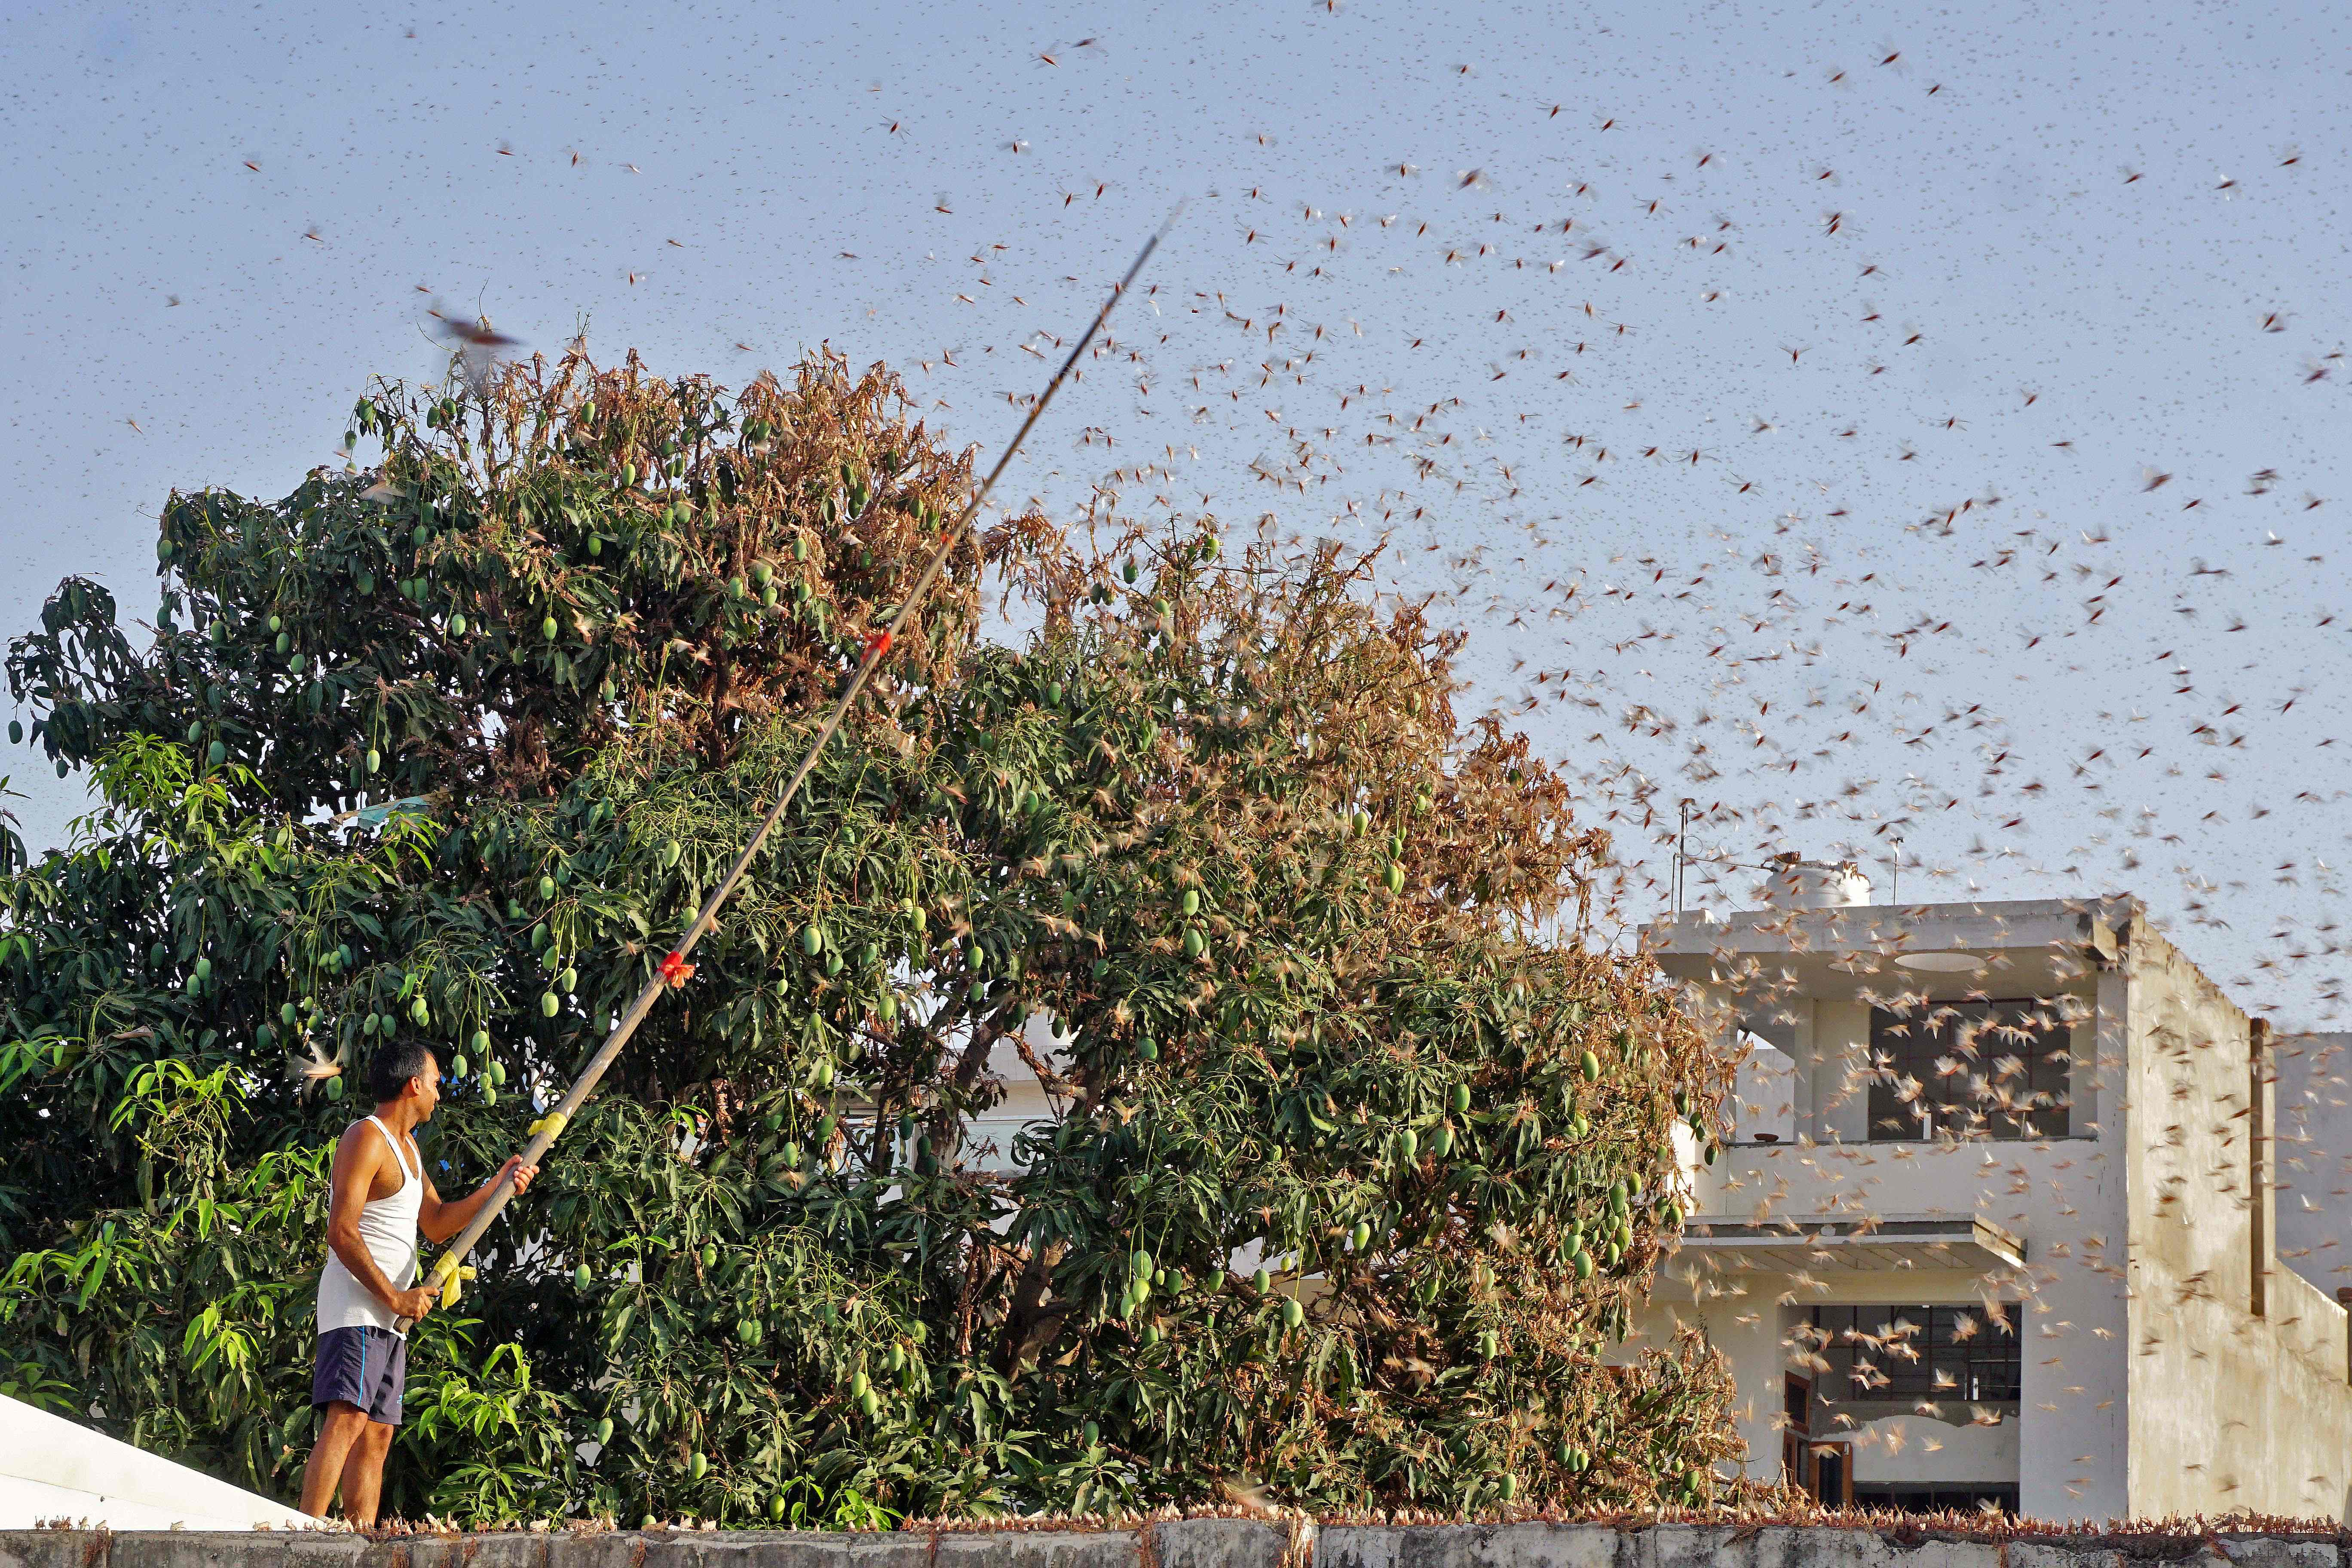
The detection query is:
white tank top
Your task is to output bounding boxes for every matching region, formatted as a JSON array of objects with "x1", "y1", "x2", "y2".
[{"x1": 316, "y1": 1115, "x2": 423, "y2": 1336}]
